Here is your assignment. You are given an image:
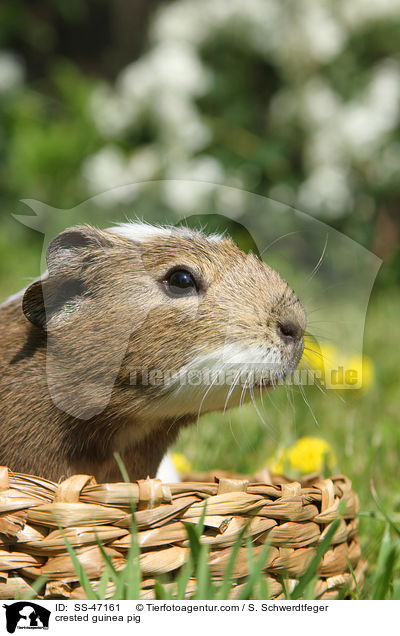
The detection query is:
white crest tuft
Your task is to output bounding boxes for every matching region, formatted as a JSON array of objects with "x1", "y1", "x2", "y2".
[{"x1": 108, "y1": 221, "x2": 224, "y2": 244}]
